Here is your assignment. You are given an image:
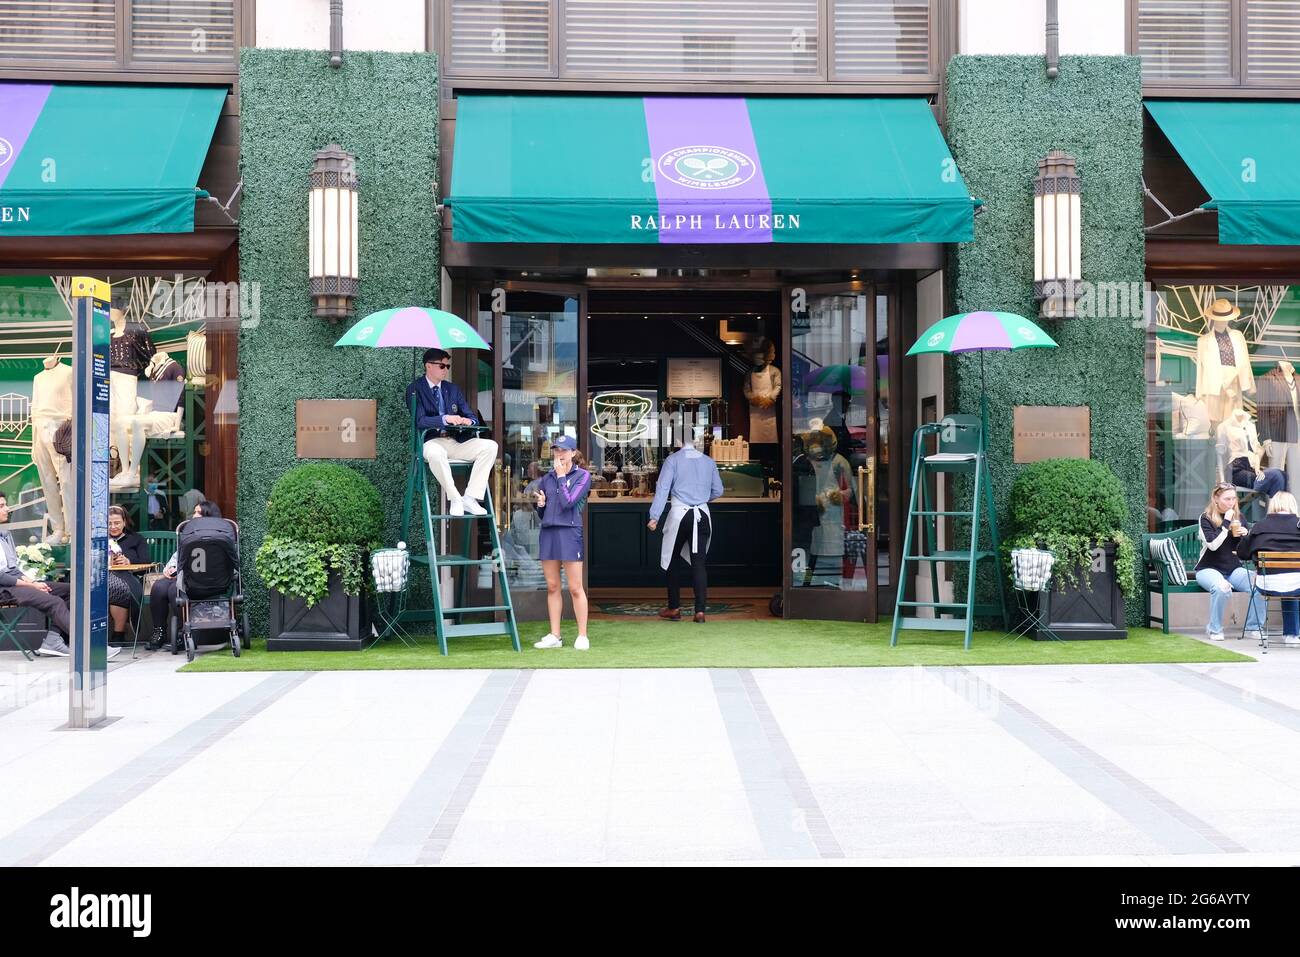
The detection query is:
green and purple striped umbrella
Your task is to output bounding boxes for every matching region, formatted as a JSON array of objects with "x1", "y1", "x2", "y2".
[
  {"x1": 907, "y1": 311, "x2": 1057, "y2": 410},
  {"x1": 906, "y1": 311, "x2": 1057, "y2": 356},
  {"x1": 333, "y1": 307, "x2": 489, "y2": 351}
]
